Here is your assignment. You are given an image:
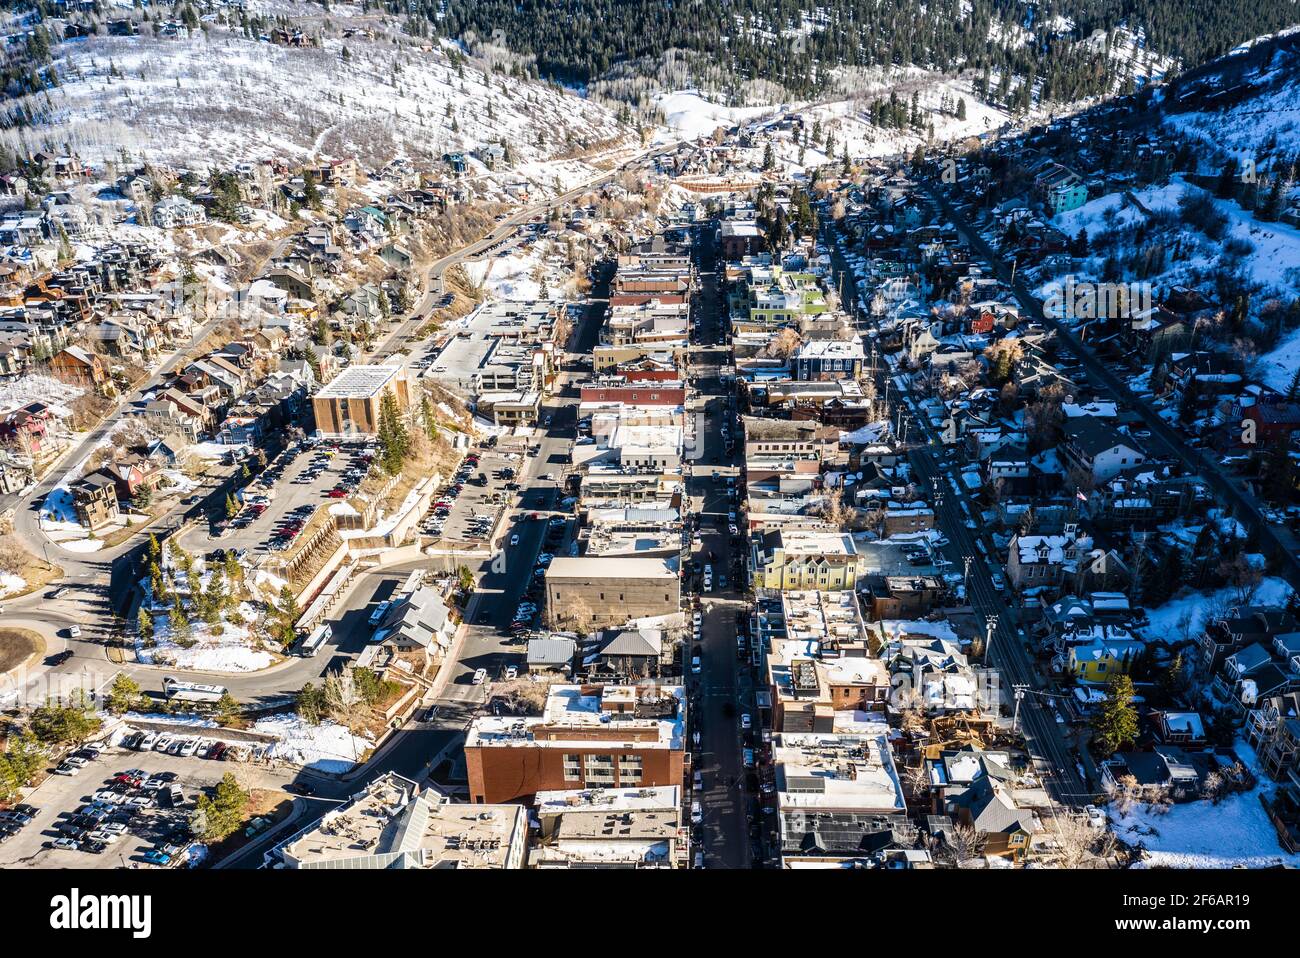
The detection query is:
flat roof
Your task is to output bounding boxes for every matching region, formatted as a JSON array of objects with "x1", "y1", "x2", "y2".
[
  {"x1": 314, "y1": 364, "x2": 402, "y2": 400},
  {"x1": 466, "y1": 684, "x2": 685, "y2": 750},
  {"x1": 281, "y1": 774, "x2": 526, "y2": 869},
  {"x1": 775, "y1": 726, "x2": 905, "y2": 814},
  {"x1": 546, "y1": 555, "x2": 679, "y2": 579}
]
